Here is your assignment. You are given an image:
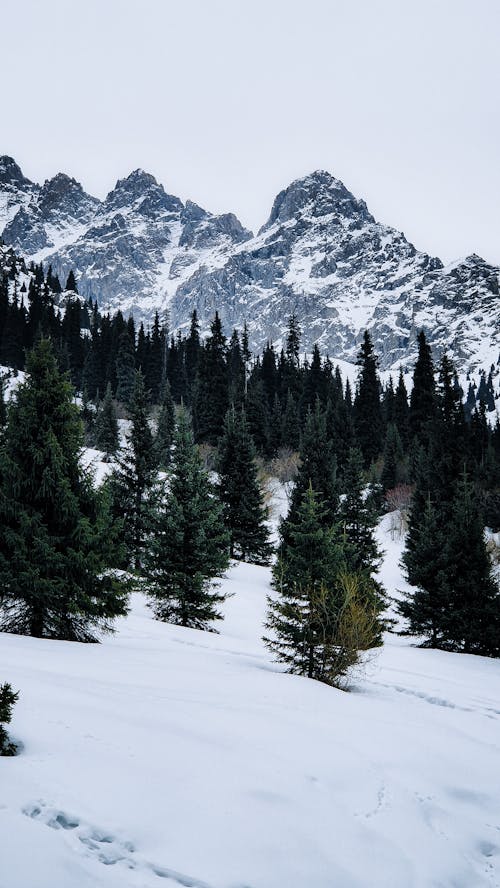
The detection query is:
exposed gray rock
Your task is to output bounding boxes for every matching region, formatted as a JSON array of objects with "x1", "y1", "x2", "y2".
[{"x1": 0, "y1": 159, "x2": 498, "y2": 372}]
